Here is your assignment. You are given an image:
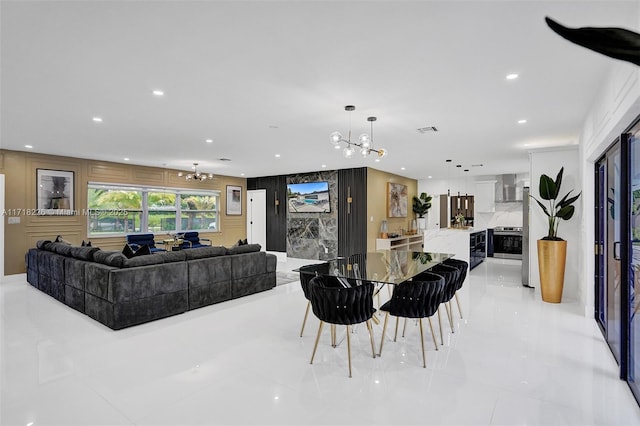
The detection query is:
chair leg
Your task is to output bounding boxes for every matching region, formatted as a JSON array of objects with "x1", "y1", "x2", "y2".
[
  {"x1": 419, "y1": 318, "x2": 426, "y2": 368},
  {"x1": 445, "y1": 301, "x2": 454, "y2": 333},
  {"x1": 394, "y1": 316, "x2": 400, "y2": 342},
  {"x1": 366, "y1": 319, "x2": 376, "y2": 358},
  {"x1": 310, "y1": 321, "x2": 324, "y2": 364},
  {"x1": 331, "y1": 324, "x2": 336, "y2": 347},
  {"x1": 379, "y1": 312, "x2": 390, "y2": 356},
  {"x1": 402, "y1": 318, "x2": 408, "y2": 338},
  {"x1": 454, "y1": 292, "x2": 464, "y2": 319},
  {"x1": 300, "y1": 301, "x2": 311, "y2": 337},
  {"x1": 437, "y1": 307, "x2": 444, "y2": 345},
  {"x1": 428, "y1": 317, "x2": 438, "y2": 351},
  {"x1": 346, "y1": 325, "x2": 352, "y2": 378}
]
